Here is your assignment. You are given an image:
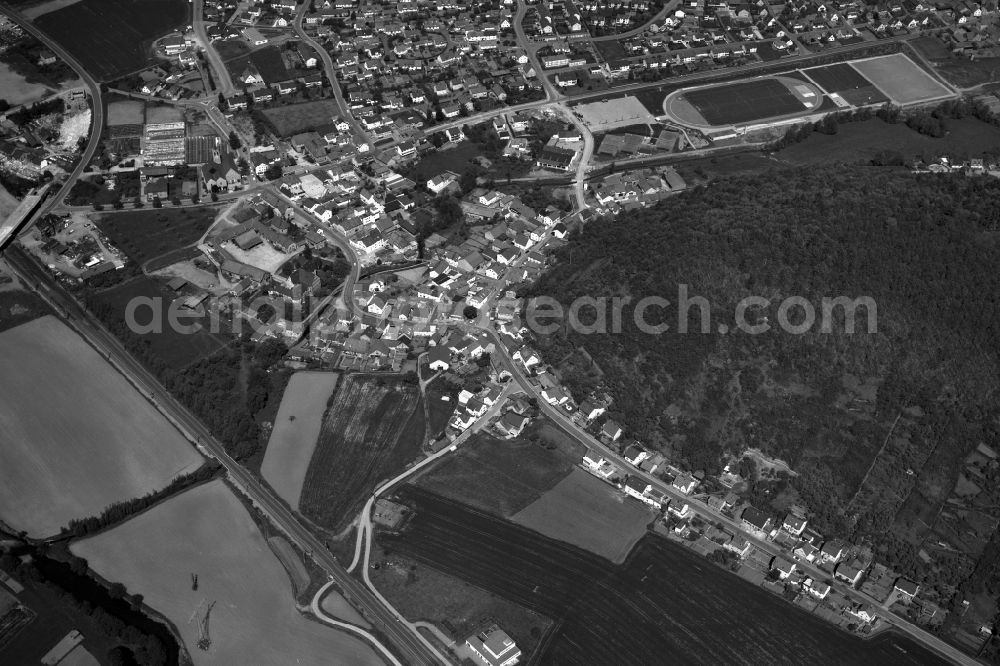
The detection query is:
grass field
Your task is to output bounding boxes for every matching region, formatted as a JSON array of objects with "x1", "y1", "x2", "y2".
[
  {"x1": 215, "y1": 39, "x2": 250, "y2": 61},
  {"x1": 369, "y1": 545, "x2": 551, "y2": 657},
  {"x1": 96, "y1": 206, "x2": 221, "y2": 267},
  {"x1": 674, "y1": 77, "x2": 812, "y2": 126},
  {"x1": 320, "y1": 589, "x2": 371, "y2": 628},
  {"x1": 802, "y1": 63, "x2": 889, "y2": 106},
  {"x1": 34, "y1": 0, "x2": 189, "y2": 81},
  {"x1": 424, "y1": 379, "x2": 457, "y2": 442},
  {"x1": 0, "y1": 315, "x2": 203, "y2": 537},
  {"x1": 106, "y1": 99, "x2": 144, "y2": 126},
  {"x1": 413, "y1": 419, "x2": 584, "y2": 518},
  {"x1": 71, "y1": 481, "x2": 384, "y2": 666},
  {"x1": 383, "y1": 487, "x2": 948, "y2": 665},
  {"x1": 910, "y1": 37, "x2": 1000, "y2": 88},
  {"x1": 259, "y1": 99, "x2": 340, "y2": 137},
  {"x1": 226, "y1": 46, "x2": 289, "y2": 86},
  {"x1": 93, "y1": 276, "x2": 230, "y2": 368},
  {"x1": 267, "y1": 536, "x2": 309, "y2": 595},
  {"x1": 512, "y1": 468, "x2": 651, "y2": 563},
  {"x1": 851, "y1": 54, "x2": 953, "y2": 105},
  {"x1": 0, "y1": 288, "x2": 50, "y2": 334},
  {"x1": 777, "y1": 117, "x2": 1000, "y2": 165},
  {"x1": 261, "y1": 371, "x2": 340, "y2": 510},
  {"x1": 299, "y1": 375, "x2": 424, "y2": 532}
]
